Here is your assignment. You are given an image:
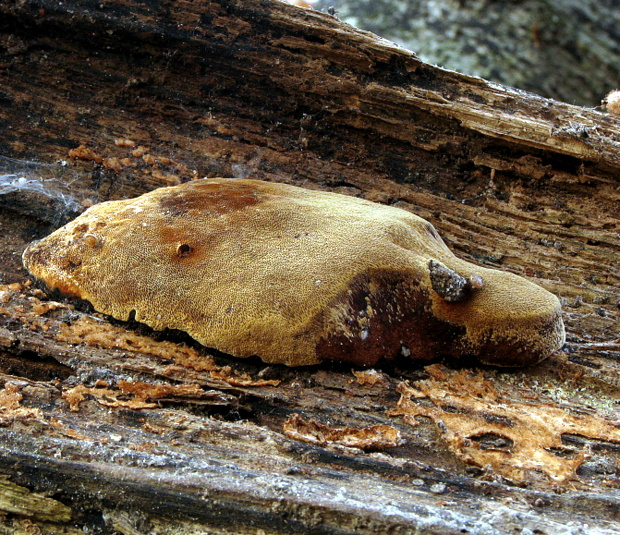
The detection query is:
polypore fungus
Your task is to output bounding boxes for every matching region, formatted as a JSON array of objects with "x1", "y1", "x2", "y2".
[{"x1": 22, "y1": 178, "x2": 565, "y2": 367}]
